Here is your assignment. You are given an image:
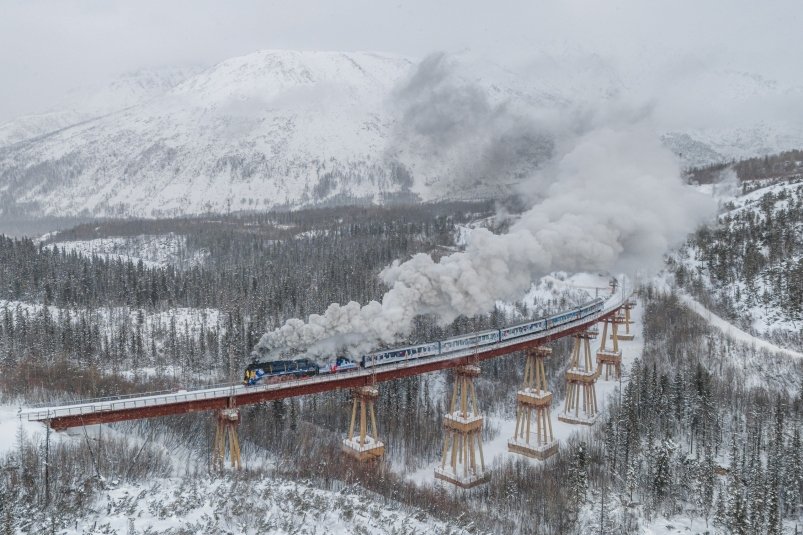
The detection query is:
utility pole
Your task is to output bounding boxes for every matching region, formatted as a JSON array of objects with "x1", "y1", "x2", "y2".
[
  {"x1": 599, "y1": 479, "x2": 606, "y2": 535},
  {"x1": 44, "y1": 411, "x2": 51, "y2": 508}
]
